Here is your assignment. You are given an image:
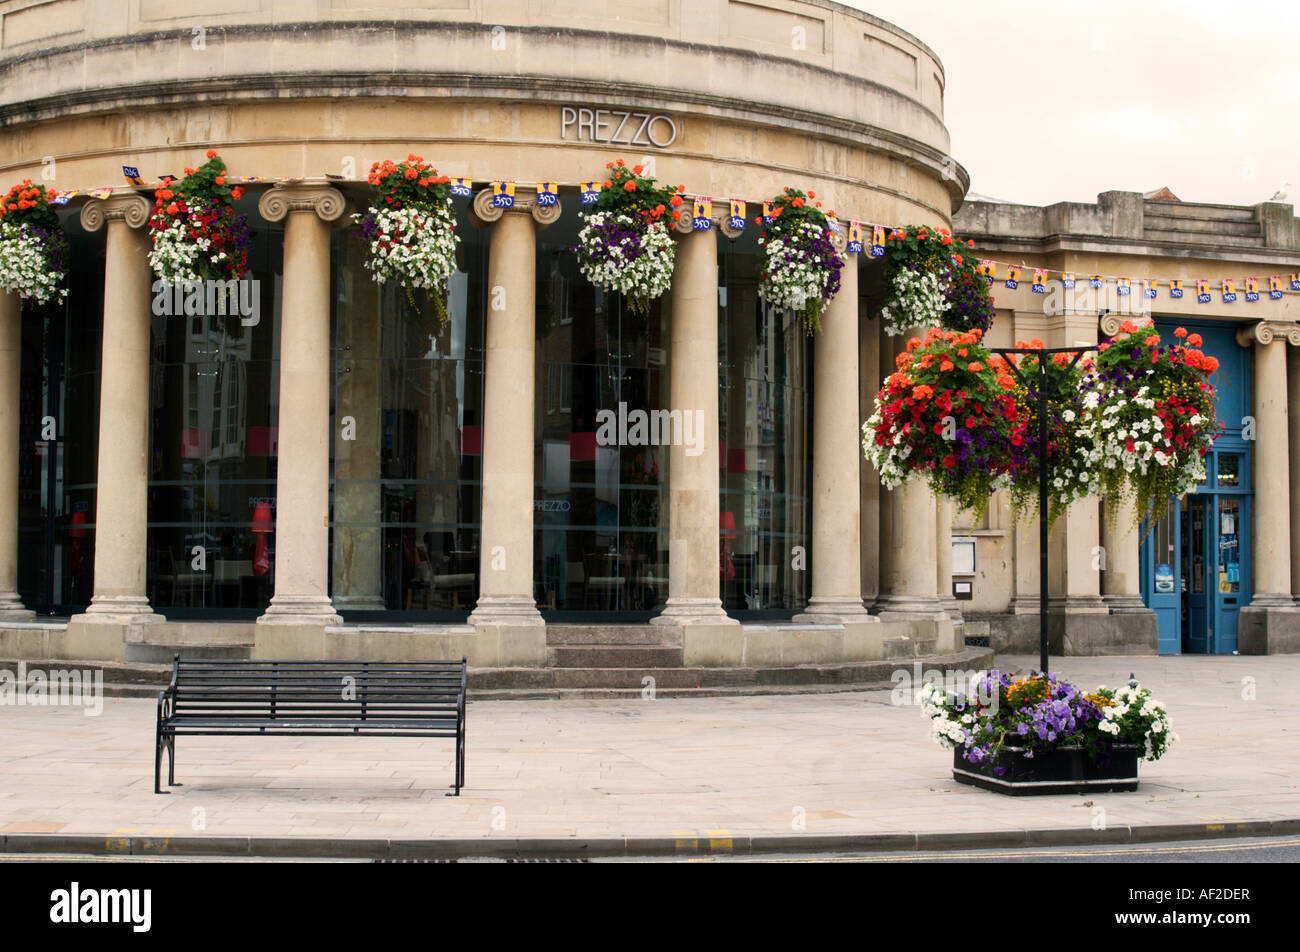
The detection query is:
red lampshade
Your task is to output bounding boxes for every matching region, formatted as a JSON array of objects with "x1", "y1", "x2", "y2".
[
  {"x1": 720, "y1": 511, "x2": 737, "y2": 539},
  {"x1": 68, "y1": 510, "x2": 88, "y2": 538},
  {"x1": 251, "y1": 502, "x2": 274, "y2": 533}
]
